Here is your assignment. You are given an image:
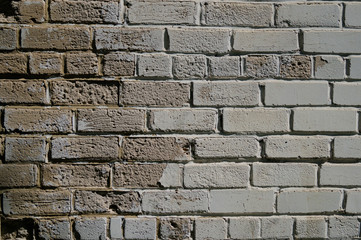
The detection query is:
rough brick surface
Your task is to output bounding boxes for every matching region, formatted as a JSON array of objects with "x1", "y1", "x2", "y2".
[
  {"x1": 280, "y1": 55, "x2": 311, "y2": 79},
  {"x1": 0, "y1": 27, "x2": 17, "y2": 50},
  {"x1": 208, "y1": 56, "x2": 241, "y2": 78},
  {"x1": 261, "y1": 217, "x2": 293, "y2": 239},
  {"x1": 75, "y1": 218, "x2": 107, "y2": 240},
  {"x1": 328, "y1": 217, "x2": 360, "y2": 239},
  {"x1": 195, "y1": 218, "x2": 227, "y2": 240},
  {"x1": 65, "y1": 52, "x2": 98, "y2": 75},
  {"x1": 137, "y1": 53, "x2": 172, "y2": 77},
  {"x1": 38, "y1": 219, "x2": 71, "y2": 240},
  {"x1": 5, "y1": 137, "x2": 46, "y2": 162},
  {"x1": 0, "y1": 81, "x2": 46, "y2": 104},
  {"x1": 160, "y1": 218, "x2": 192, "y2": 240},
  {"x1": 103, "y1": 52, "x2": 135, "y2": 76},
  {"x1": 229, "y1": 218, "x2": 261, "y2": 239},
  {"x1": 0, "y1": 54, "x2": 28, "y2": 74},
  {"x1": 173, "y1": 54, "x2": 207, "y2": 79},
  {"x1": 124, "y1": 218, "x2": 157, "y2": 240},
  {"x1": 245, "y1": 55, "x2": 278, "y2": 79},
  {"x1": 295, "y1": 217, "x2": 327, "y2": 239},
  {"x1": 314, "y1": 55, "x2": 344, "y2": 79},
  {"x1": 29, "y1": 53, "x2": 62, "y2": 75},
  {"x1": 0, "y1": 164, "x2": 38, "y2": 188}
]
